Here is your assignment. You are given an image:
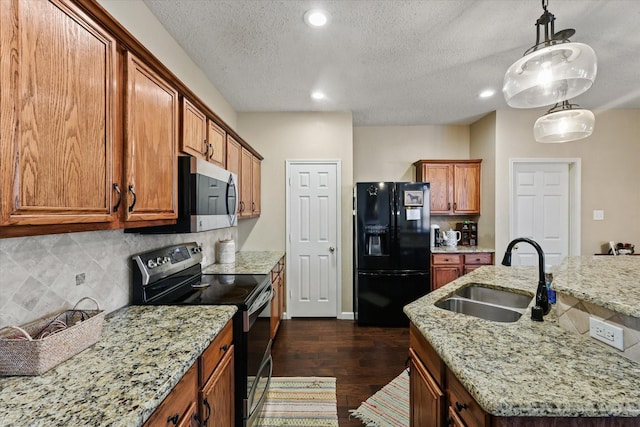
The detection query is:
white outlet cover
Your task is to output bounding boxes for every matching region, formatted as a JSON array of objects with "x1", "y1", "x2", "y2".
[
  {"x1": 589, "y1": 317, "x2": 624, "y2": 351},
  {"x1": 593, "y1": 210, "x2": 604, "y2": 220}
]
